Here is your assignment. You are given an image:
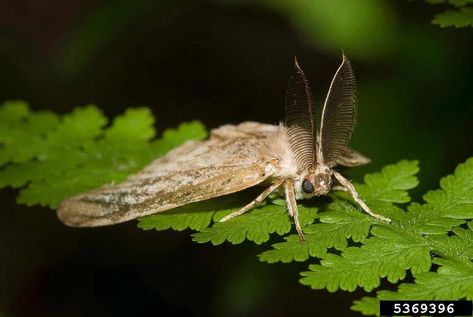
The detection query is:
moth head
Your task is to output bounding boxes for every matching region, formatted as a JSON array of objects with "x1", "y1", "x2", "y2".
[{"x1": 301, "y1": 165, "x2": 333, "y2": 196}]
